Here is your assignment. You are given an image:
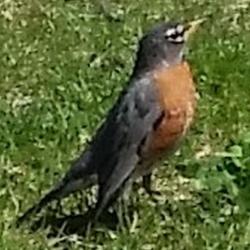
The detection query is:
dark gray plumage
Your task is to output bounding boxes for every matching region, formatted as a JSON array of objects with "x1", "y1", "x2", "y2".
[
  {"x1": 17, "y1": 75, "x2": 162, "y2": 224},
  {"x1": 17, "y1": 20, "x2": 196, "y2": 224}
]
